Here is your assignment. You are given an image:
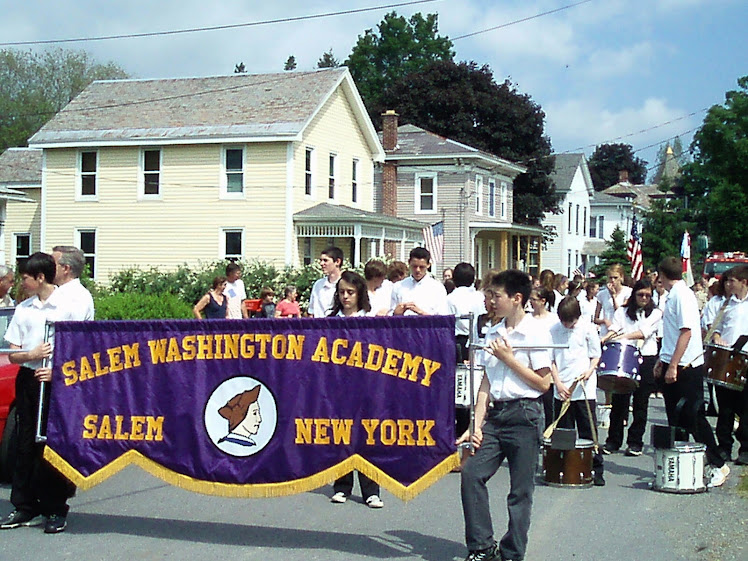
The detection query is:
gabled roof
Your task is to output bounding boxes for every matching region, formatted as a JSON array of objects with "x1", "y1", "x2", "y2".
[
  {"x1": 380, "y1": 124, "x2": 526, "y2": 176},
  {"x1": 29, "y1": 68, "x2": 384, "y2": 160},
  {"x1": 294, "y1": 203, "x2": 426, "y2": 230},
  {"x1": 550, "y1": 153, "x2": 594, "y2": 195},
  {"x1": 0, "y1": 148, "x2": 42, "y2": 186},
  {"x1": 590, "y1": 191, "x2": 631, "y2": 206},
  {"x1": 602, "y1": 182, "x2": 674, "y2": 210}
]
